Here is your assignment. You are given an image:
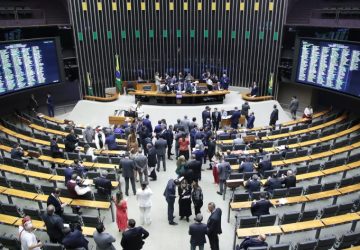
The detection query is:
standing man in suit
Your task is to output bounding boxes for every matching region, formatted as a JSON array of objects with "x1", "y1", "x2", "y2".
[
  {"x1": 133, "y1": 149, "x2": 148, "y2": 184},
  {"x1": 289, "y1": 96, "x2": 299, "y2": 120},
  {"x1": 230, "y1": 107, "x2": 241, "y2": 129},
  {"x1": 165, "y1": 125, "x2": 174, "y2": 160},
  {"x1": 147, "y1": 144, "x2": 157, "y2": 181},
  {"x1": 120, "y1": 153, "x2": 136, "y2": 196},
  {"x1": 187, "y1": 154, "x2": 202, "y2": 182},
  {"x1": 251, "y1": 193, "x2": 275, "y2": 217},
  {"x1": 241, "y1": 101, "x2": 251, "y2": 119},
  {"x1": 47, "y1": 188, "x2": 67, "y2": 216},
  {"x1": 42, "y1": 205, "x2": 64, "y2": 243},
  {"x1": 93, "y1": 222, "x2": 116, "y2": 250},
  {"x1": 164, "y1": 178, "x2": 180, "y2": 225},
  {"x1": 207, "y1": 202, "x2": 222, "y2": 250},
  {"x1": 211, "y1": 108, "x2": 221, "y2": 131},
  {"x1": 247, "y1": 112, "x2": 255, "y2": 129},
  {"x1": 155, "y1": 135, "x2": 168, "y2": 171},
  {"x1": 220, "y1": 73, "x2": 230, "y2": 90},
  {"x1": 189, "y1": 214, "x2": 208, "y2": 250},
  {"x1": 143, "y1": 114, "x2": 153, "y2": 133},
  {"x1": 121, "y1": 219, "x2": 149, "y2": 250},
  {"x1": 93, "y1": 170, "x2": 112, "y2": 196},
  {"x1": 269, "y1": 104, "x2": 279, "y2": 128},
  {"x1": 202, "y1": 106, "x2": 211, "y2": 127},
  {"x1": 217, "y1": 158, "x2": 231, "y2": 195},
  {"x1": 46, "y1": 92, "x2": 54, "y2": 117},
  {"x1": 181, "y1": 115, "x2": 191, "y2": 135}
]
